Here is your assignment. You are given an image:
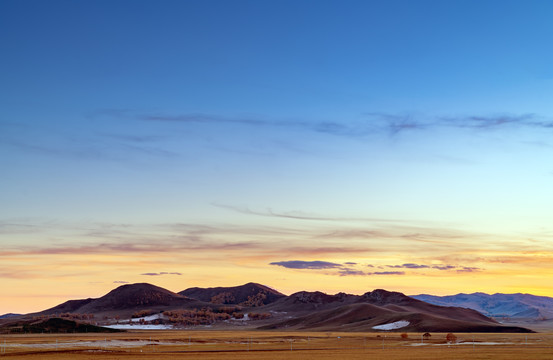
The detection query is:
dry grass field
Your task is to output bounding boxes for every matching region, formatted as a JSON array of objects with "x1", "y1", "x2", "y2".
[{"x1": 1, "y1": 330, "x2": 552, "y2": 359}]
